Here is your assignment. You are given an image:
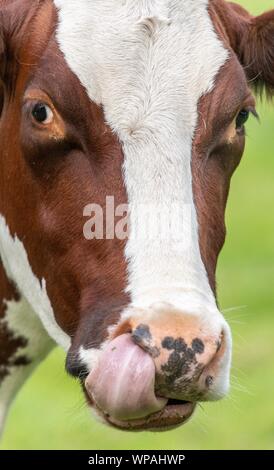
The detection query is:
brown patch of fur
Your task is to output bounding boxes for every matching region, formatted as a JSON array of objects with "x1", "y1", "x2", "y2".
[
  {"x1": 192, "y1": 54, "x2": 250, "y2": 292},
  {"x1": 0, "y1": 261, "x2": 30, "y2": 383},
  {"x1": 0, "y1": 0, "x2": 129, "y2": 358}
]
